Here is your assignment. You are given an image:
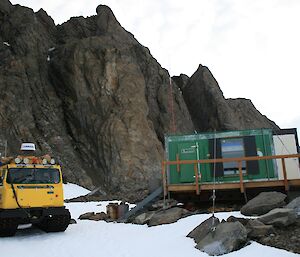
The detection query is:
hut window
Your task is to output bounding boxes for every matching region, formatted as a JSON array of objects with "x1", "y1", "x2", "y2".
[{"x1": 221, "y1": 138, "x2": 246, "y2": 175}]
